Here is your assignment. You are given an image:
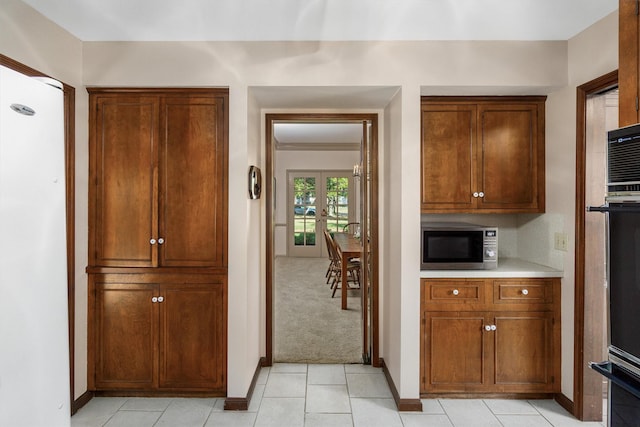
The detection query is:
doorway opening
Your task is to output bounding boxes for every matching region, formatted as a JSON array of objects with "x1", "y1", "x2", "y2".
[
  {"x1": 574, "y1": 70, "x2": 618, "y2": 421},
  {"x1": 265, "y1": 113, "x2": 379, "y2": 367}
]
